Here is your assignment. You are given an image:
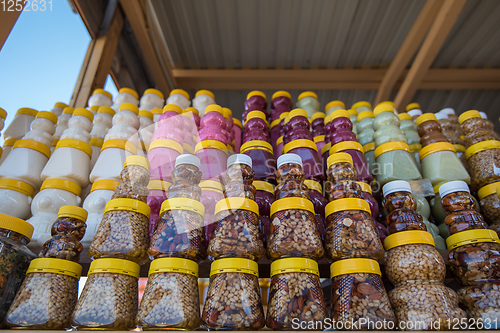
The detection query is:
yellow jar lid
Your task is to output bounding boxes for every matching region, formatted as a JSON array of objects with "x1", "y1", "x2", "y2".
[
  {"x1": 373, "y1": 104, "x2": 395, "y2": 117},
  {"x1": 384, "y1": 230, "x2": 435, "y2": 251},
  {"x1": 283, "y1": 139, "x2": 317, "y2": 154},
  {"x1": 210, "y1": 258, "x2": 258, "y2": 277},
  {"x1": 304, "y1": 179, "x2": 322, "y2": 193},
  {"x1": 62, "y1": 107, "x2": 74, "y2": 115},
  {"x1": 0, "y1": 214, "x2": 34, "y2": 239},
  {"x1": 247, "y1": 90, "x2": 266, "y2": 100},
  {"x1": 40, "y1": 178, "x2": 81, "y2": 196},
  {"x1": 233, "y1": 118, "x2": 242, "y2": 129},
  {"x1": 465, "y1": 140, "x2": 500, "y2": 160},
  {"x1": 398, "y1": 113, "x2": 412, "y2": 121},
  {"x1": 406, "y1": 103, "x2": 421, "y2": 111},
  {"x1": 139, "y1": 110, "x2": 154, "y2": 121},
  {"x1": 56, "y1": 139, "x2": 93, "y2": 158},
  {"x1": 352, "y1": 101, "x2": 372, "y2": 111},
  {"x1": 272, "y1": 91, "x2": 291, "y2": 100},
  {"x1": 205, "y1": 104, "x2": 223, "y2": 115},
  {"x1": 330, "y1": 258, "x2": 381, "y2": 278},
  {"x1": 54, "y1": 102, "x2": 68, "y2": 109},
  {"x1": 149, "y1": 139, "x2": 183, "y2": 155},
  {"x1": 56, "y1": 205, "x2": 88, "y2": 221},
  {"x1": 253, "y1": 180, "x2": 275, "y2": 194},
  {"x1": 270, "y1": 197, "x2": 315, "y2": 216},
  {"x1": 215, "y1": 197, "x2": 259, "y2": 215},
  {"x1": 246, "y1": 110, "x2": 268, "y2": 124},
  {"x1": 119, "y1": 103, "x2": 139, "y2": 115},
  {"x1": 478, "y1": 181, "x2": 500, "y2": 200},
  {"x1": 279, "y1": 112, "x2": 289, "y2": 121},
  {"x1": 194, "y1": 140, "x2": 227, "y2": 154},
  {"x1": 311, "y1": 112, "x2": 326, "y2": 121},
  {"x1": 27, "y1": 258, "x2": 82, "y2": 278},
  {"x1": 199, "y1": 180, "x2": 223, "y2": 191},
  {"x1": 357, "y1": 111, "x2": 374, "y2": 122},
  {"x1": 446, "y1": 229, "x2": 499, "y2": 251},
  {"x1": 104, "y1": 198, "x2": 151, "y2": 218},
  {"x1": 0, "y1": 178, "x2": 34, "y2": 197},
  {"x1": 89, "y1": 138, "x2": 104, "y2": 147},
  {"x1": 51, "y1": 139, "x2": 59, "y2": 147},
  {"x1": 73, "y1": 108, "x2": 94, "y2": 122},
  {"x1": 89, "y1": 258, "x2": 139, "y2": 278},
  {"x1": 277, "y1": 136, "x2": 284, "y2": 145},
  {"x1": 289, "y1": 108, "x2": 308, "y2": 121},
  {"x1": 330, "y1": 109, "x2": 350, "y2": 121},
  {"x1": 223, "y1": 108, "x2": 233, "y2": 119},
  {"x1": 151, "y1": 108, "x2": 163, "y2": 115},
  {"x1": 458, "y1": 110, "x2": 481, "y2": 124},
  {"x1": 160, "y1": 198, "x2": 205, "y2": 216},
  {"x1": 144, "y1": 88, "x2": 164, "y2": 99},
  {"x1": 270, "y1": 118, "x2": 281, "y2": 130},
  {"x1": 93, "y1": 88, "x2": 112, "y2": 99},
  {"x1": 325, "y1": 198, "x2": 371, "y2": 217},
  {"x1": 124, "y1": 155, "x2": 150, "y2": 169},
  {"x1": 409, "y1": 144, "x2": 422, "y2": 153},
  {"x1": 270, "y1": 258, "x2": 319, "y2": 277},
  {"x1": 163, "y1": 104, "x2": 182, "y2": 114},
  {"x1": 327, "y1": 152, "x2": 353, "y2": 168},
  {"x1": 89, "y1": 105, "x2": 99, "y2": 113},
  {"x1": 325, "y1": 100, "x2": 345, "y2": 111},
  {"x1": 314, "y1": 135, "x2": 325, "y2": 143},
  {"x1": 13, "y1": 139, "x2": 51, "y2": 159},
  {"x1": 3, "y1": 138, "x2": 17, "y2": 147},
  {"x1": 453, "y1": 144, "x2": 465, "y2": 153},
  {"x1": 357, "y1": 181, "x2": 372, "y2": 194},
  {"x1": 298, "y1": 91, "x2": 317, "y2": 101},
  {"x1": 363, "y1": 142, "x2": 375, "y2": 153},
  {"x1": 419, "y1": 142, "x2": 456, "y2": 161},
  {"x1": 16, "y1": 108, "x2": 38, "y2": 117},
  {"x1": 91, "y1": 179, "x2": 120, "y2": 192},
  {"x1": 415, "y1": 113, "x2": 437, "y2": 127},
  {"x1": 148, "y1": 180, "x2": 172, "y2": 191},
  {"x1": 321, "y1": 142, "x2": 332, "y2": 156},
  {"x1": 347, "y1": 109, "x2": 358, "y2": 116},
  {"x1": 195, "y1": 89, "x2": 215, "y2": 99},
  {"x1": 330, "y1": 141, "x2": 363, "y2": 155},
  {"x1": 374, "y1": 141, "x2": 410, "y2": 159},
  {"x1": 378, "y1": 101, "x2": 396, "y2": 108},
  {"x1": 36, "y1": 111, "x2": 58, "y2": 124},
  {"x1": 149, "y1": 258, "x2": 198, "y2": 277},
  {"x1": 433, "y1": 182, "x2": 446, "y2": 194},
  {"x1": 169, "y1": 88, "x2": 190, "y2": 100},
  {"x1": 101, "y1": 139, "x2": 137, "y2": 154},
  {"x1": 119, "y1": 87, "x2": 139, "y2": 99}
]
